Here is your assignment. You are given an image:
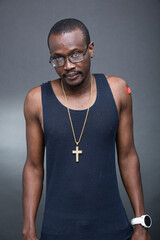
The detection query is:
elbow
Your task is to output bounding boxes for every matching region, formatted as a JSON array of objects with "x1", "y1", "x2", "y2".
[
  {"x1": 23, "y1": 159, "x2": 44, "y2": 180},
  {"x1": 118, "y1": 149, "x2": 141, "y2": 174}
]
